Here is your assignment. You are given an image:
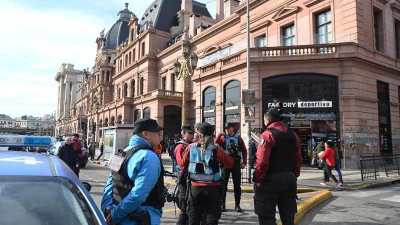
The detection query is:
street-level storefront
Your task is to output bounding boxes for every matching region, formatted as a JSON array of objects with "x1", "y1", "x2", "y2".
[{"x1": 262, "y1": 74, "x2": 339, "y2": 163}]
